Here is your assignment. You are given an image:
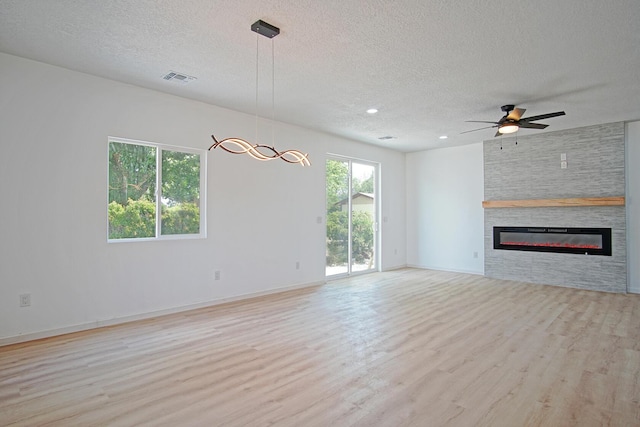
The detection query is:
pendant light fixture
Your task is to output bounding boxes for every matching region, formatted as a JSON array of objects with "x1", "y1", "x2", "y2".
[{"x1": 209, "y1": 20, "x2": 310, "y2": 166}]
